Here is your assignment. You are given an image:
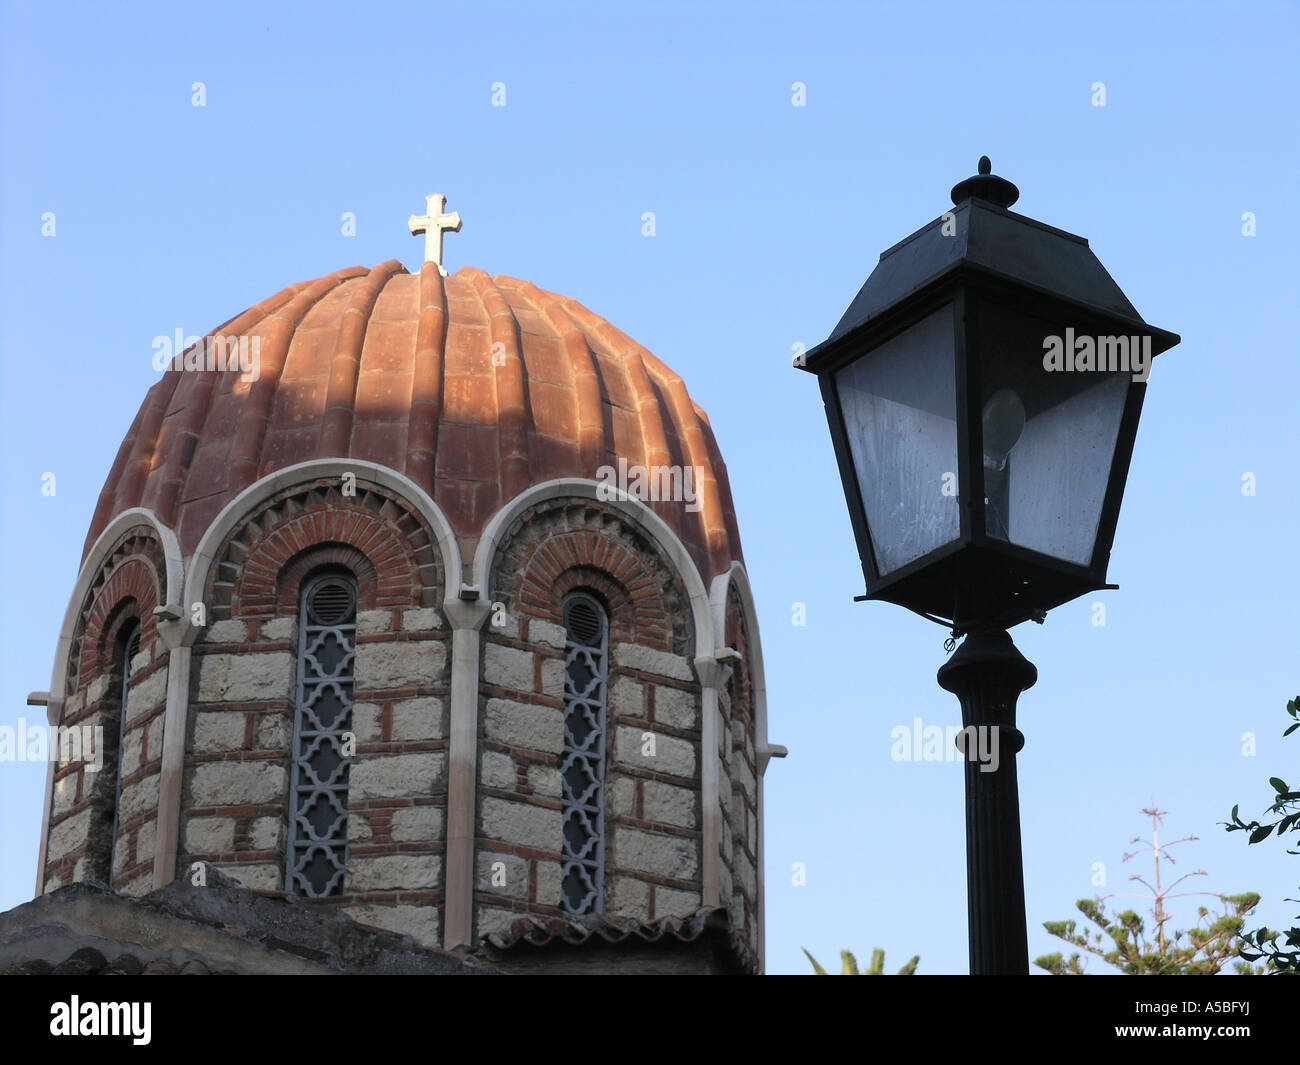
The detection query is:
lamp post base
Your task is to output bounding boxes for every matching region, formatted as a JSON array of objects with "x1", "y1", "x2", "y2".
[{"x1": 937, "y1": 628, "x2": 1037, "y2": 975}]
